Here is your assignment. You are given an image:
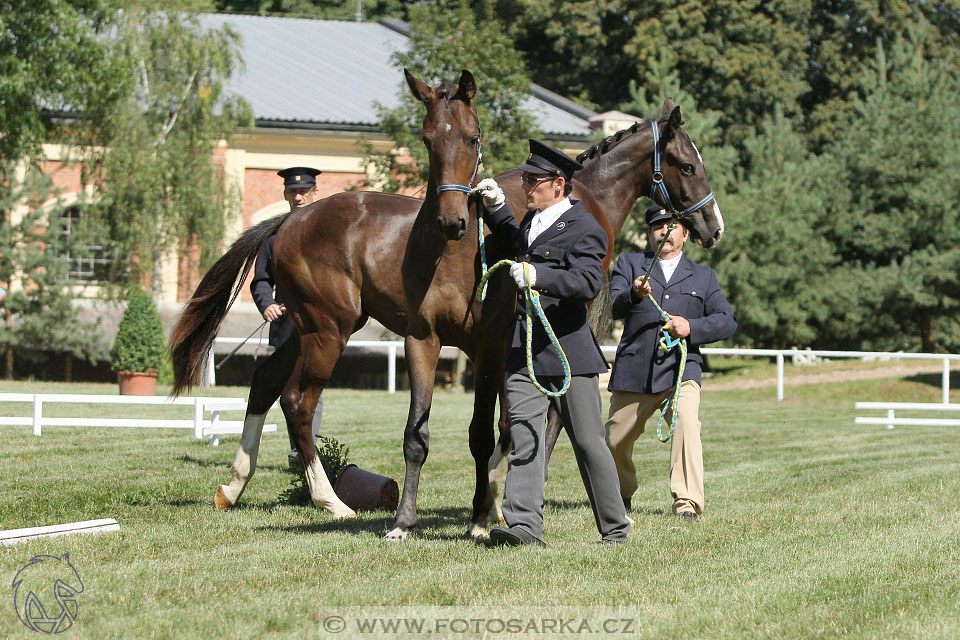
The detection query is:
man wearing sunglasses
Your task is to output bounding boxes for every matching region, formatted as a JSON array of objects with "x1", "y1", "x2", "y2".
[{"x1": 475, "y1": 140, "x2": 630, "y2": 547}]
